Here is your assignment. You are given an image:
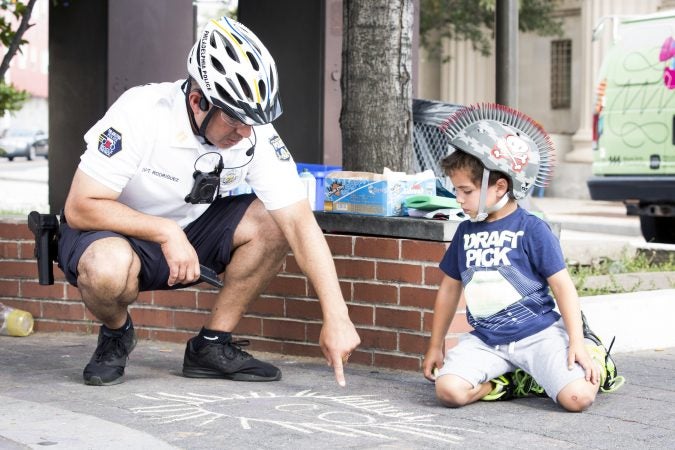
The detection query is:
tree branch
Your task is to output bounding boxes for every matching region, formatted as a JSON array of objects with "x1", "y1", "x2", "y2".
[{"x1": 0, "y1": 0, "x2": 38, "y2": 80}]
